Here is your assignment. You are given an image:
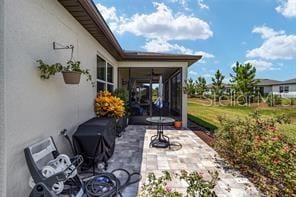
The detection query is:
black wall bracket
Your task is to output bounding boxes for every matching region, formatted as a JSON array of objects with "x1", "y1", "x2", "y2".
[
  {"x1": 53, "y1": 42, "x2": 74, "y2": 50},
  {"x1": 53, "y1": 42, "x2": 74, "y2": 61}
]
